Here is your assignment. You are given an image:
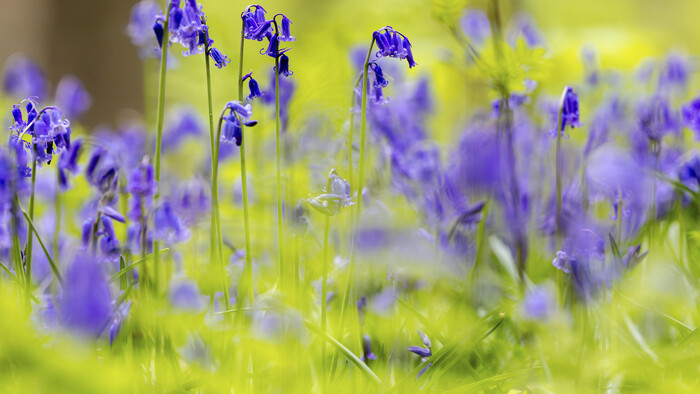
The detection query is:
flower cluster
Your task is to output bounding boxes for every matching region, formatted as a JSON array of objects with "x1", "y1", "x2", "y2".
[
  {"x1": 373, "y1": 27, "x2": 416, "y2": 68},
  {"x1": 220, "y1": 101, "x2": 258, "y2": 146}
]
